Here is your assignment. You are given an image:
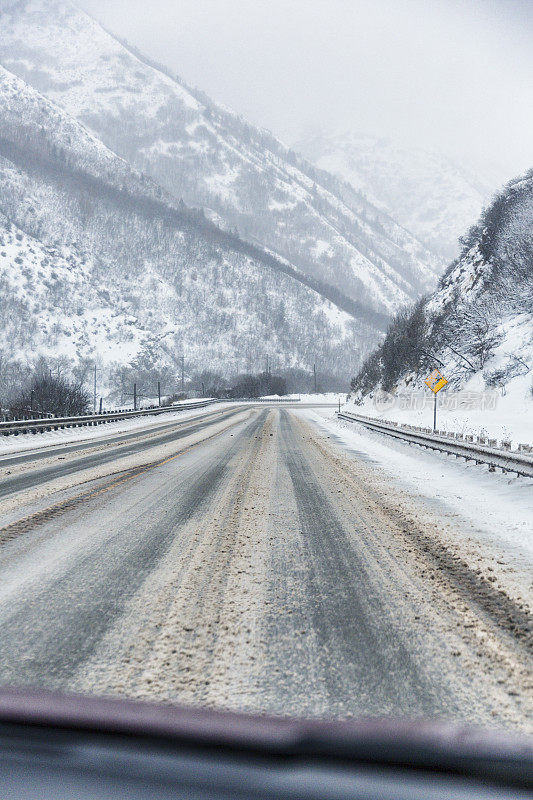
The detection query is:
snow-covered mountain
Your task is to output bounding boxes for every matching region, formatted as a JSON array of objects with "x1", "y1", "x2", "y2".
[
  {"x1": 0, "y1": 64, "x2": 377, "y2": 393},
  {"x1": 351, "y1": 168, "x2": 533, "y2": 411},
  {"x1": 0, "y1": 0, "x2": 441, "y2": 315},
  {"x1": 295, "y1": 132, "x2": 492, "y2": 262}
]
